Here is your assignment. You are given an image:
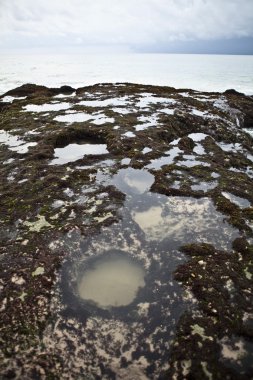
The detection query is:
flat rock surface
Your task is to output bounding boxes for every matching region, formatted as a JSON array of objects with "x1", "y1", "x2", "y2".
[{"x1": 0, "y1": 83, "x2": 253, "y2": 379}]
